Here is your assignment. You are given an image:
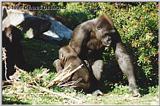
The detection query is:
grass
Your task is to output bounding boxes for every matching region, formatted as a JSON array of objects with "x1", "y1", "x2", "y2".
[
  {"x1": 22, "y1": 38, "x2": 60, "y2": 71},
  {"x1": 2, "y1": 38, "x2": 159, "y2": 105}
]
